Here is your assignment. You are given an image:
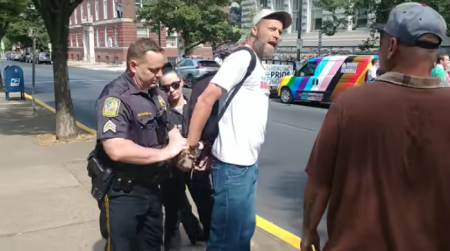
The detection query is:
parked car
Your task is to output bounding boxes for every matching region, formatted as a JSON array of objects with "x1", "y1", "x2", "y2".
[
  {"x1": 11, "y1": 53, "x2": 22, "y2": 61},
  {"x1": 25, "y1": 53, "x2": 33, "y2": 63},
  {"x1": 37, "y1": 52, "x2": 51, "y2": 64},
  {"x1": 175, "y1": 59, "x2": 220, "y2": 88}
]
